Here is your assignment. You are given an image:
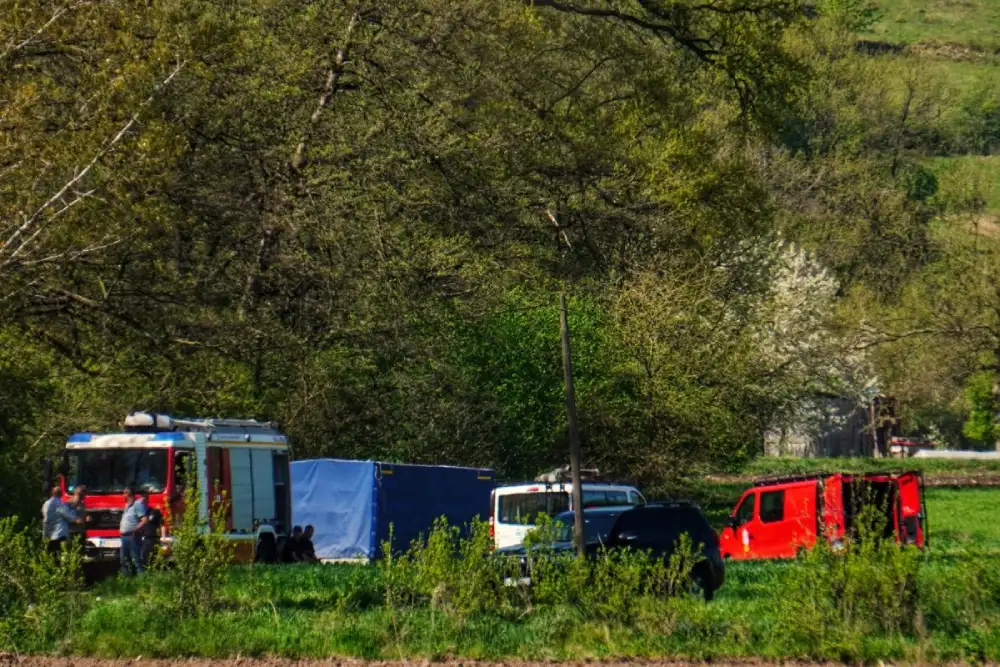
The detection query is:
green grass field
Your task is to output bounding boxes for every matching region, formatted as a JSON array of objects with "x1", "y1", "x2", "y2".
[
  {"x1": 53, "y1": 485, "x2": 1000, "y2": 662},
  {"x1": 926, "y1": 487, "x2": 1000, "y2": 550},
  {"x1": 867, "y1": 0, "x2": 1000, "y2": 48}
]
